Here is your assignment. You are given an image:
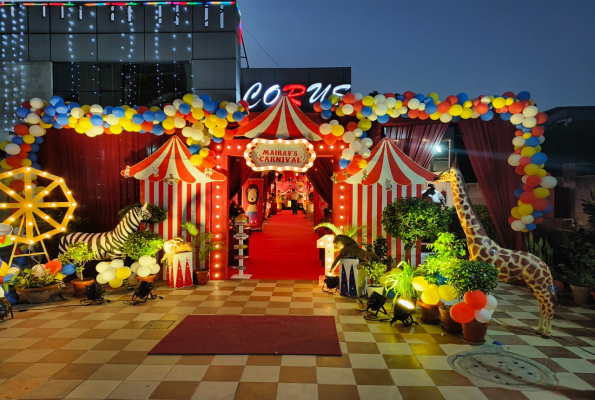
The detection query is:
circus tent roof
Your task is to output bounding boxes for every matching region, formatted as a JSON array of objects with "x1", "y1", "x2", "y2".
[
  {"x1": 234, "y1": 94, "x2": 322, "y2": 141},
  {"x1": 121, "y1": 136, "x2": 225, "y2": 184},
  {"x1": 346, "y1": 138, "x2": 436, "y2": 186}
]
